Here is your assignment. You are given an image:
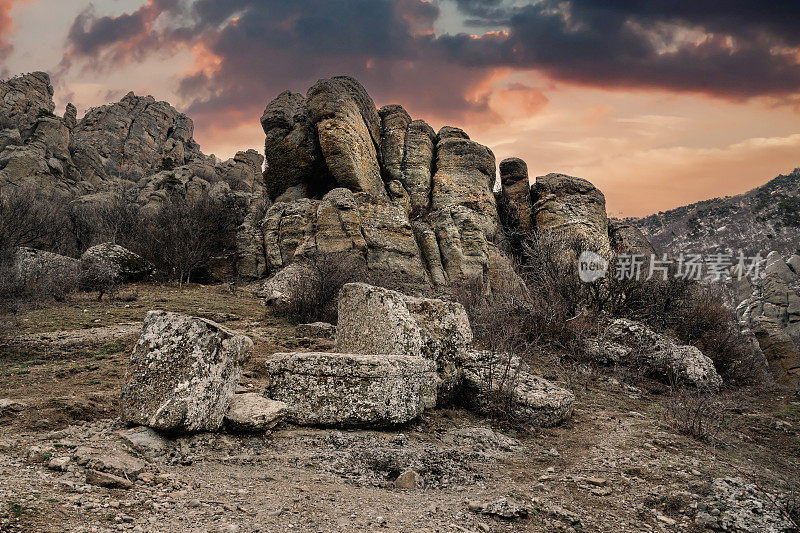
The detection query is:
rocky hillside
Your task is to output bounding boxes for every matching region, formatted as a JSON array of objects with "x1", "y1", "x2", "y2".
[
  {"x1": 629, "y1": 170, "x2": 800, "y2": 258},
  {"x1": 0, "y1": 72, "x2": 264, "y2": 204}
]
